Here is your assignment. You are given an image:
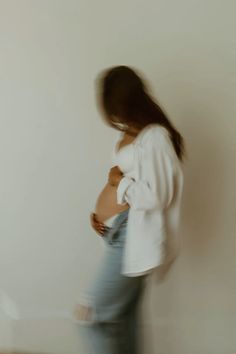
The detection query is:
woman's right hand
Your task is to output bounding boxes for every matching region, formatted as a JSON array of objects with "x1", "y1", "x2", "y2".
[{"x1": 90, "y1": 213, "x2": 107, "y2": 236}]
